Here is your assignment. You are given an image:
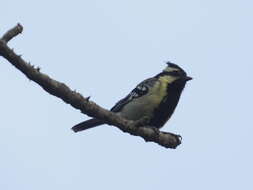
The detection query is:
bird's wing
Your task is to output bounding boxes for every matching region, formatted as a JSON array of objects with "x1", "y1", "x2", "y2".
[{"x1": 110, "y1": 78, "x2": 157, "y2": 112}]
